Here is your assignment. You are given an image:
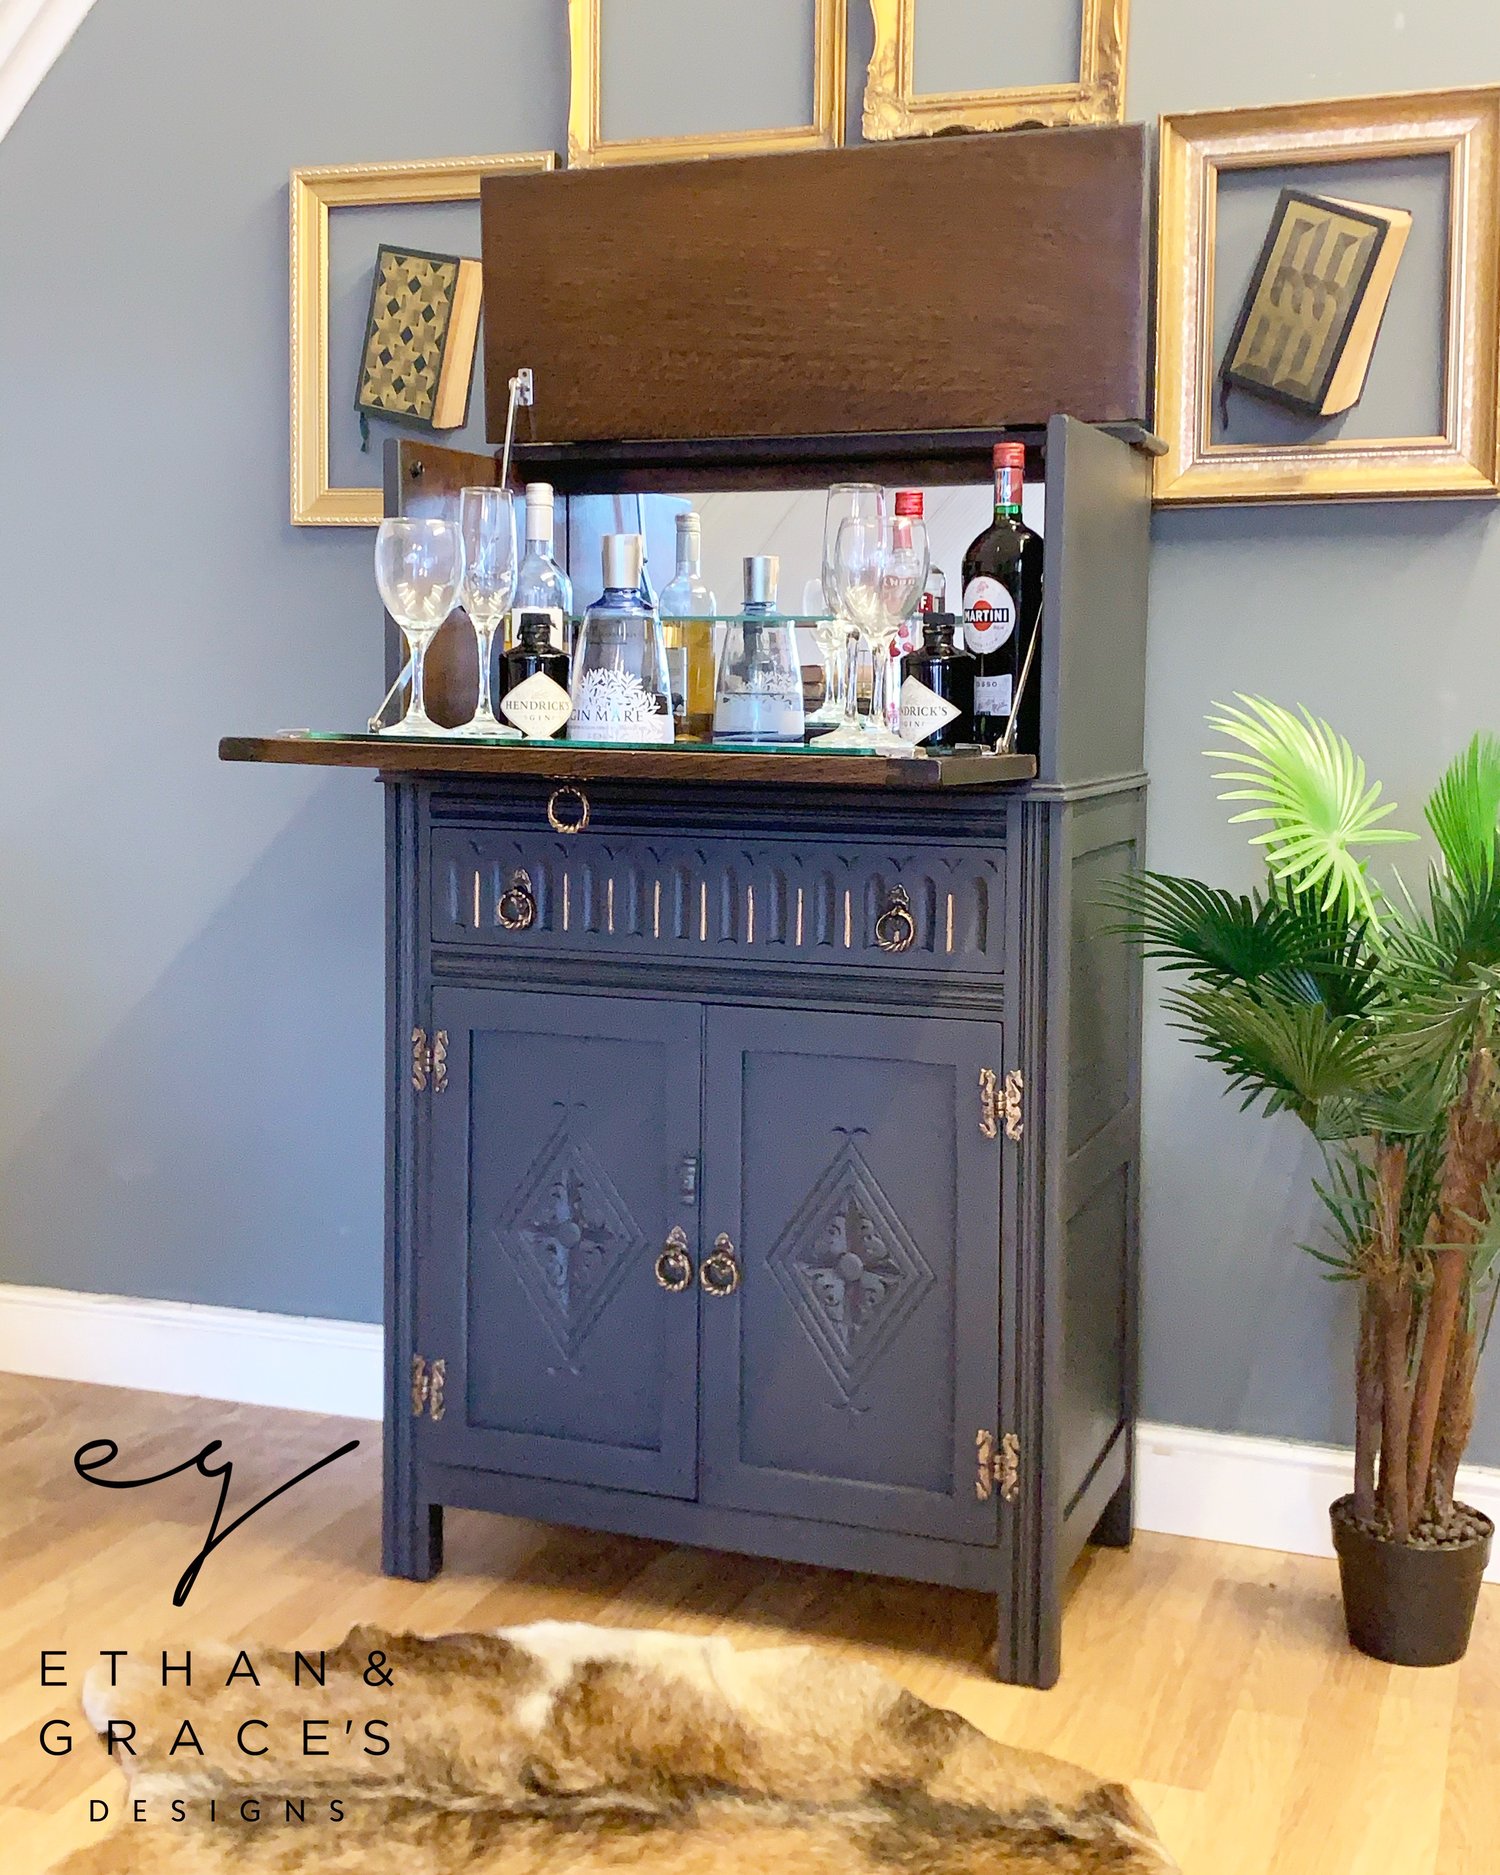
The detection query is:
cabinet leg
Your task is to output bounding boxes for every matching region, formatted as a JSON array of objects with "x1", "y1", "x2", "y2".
[
  {"x1": 385, "y1": 1497, "x2": 444, "y2": 1581},
  {"x1": 1092, "y1": 1454, "x2": 1135, "y2": 1550}
]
